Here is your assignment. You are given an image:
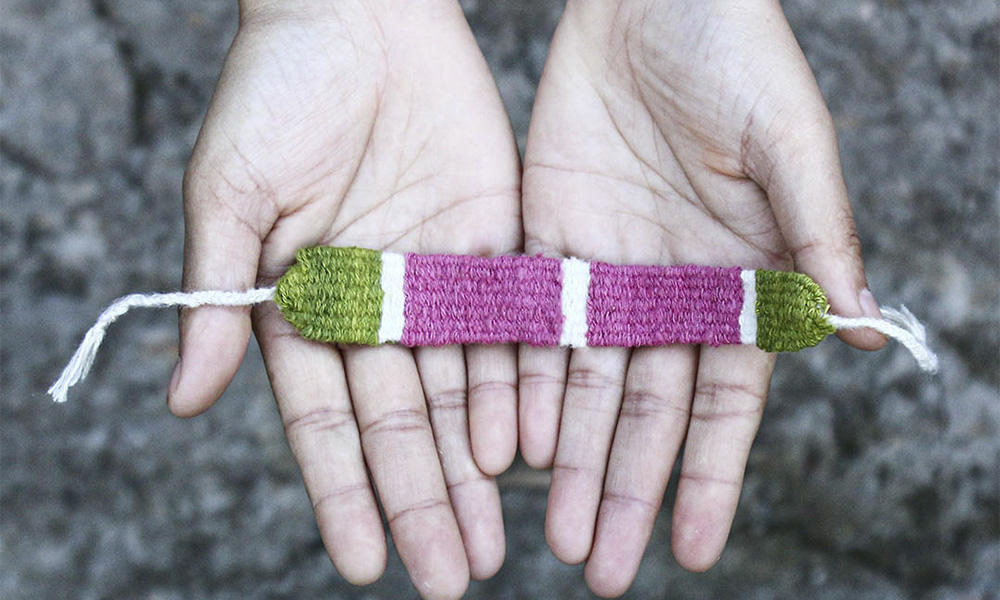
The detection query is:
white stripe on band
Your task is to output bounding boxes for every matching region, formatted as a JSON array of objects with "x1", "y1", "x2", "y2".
[
  {"x1": 739, "y1": 269, "x2": 758, "y2": 346},
  {"x1": 378, "y1": 252, "x2": 406, "y2": 343},
  {"x1": 559, "y1": 257, "x2": 591, "y2": 348}
]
